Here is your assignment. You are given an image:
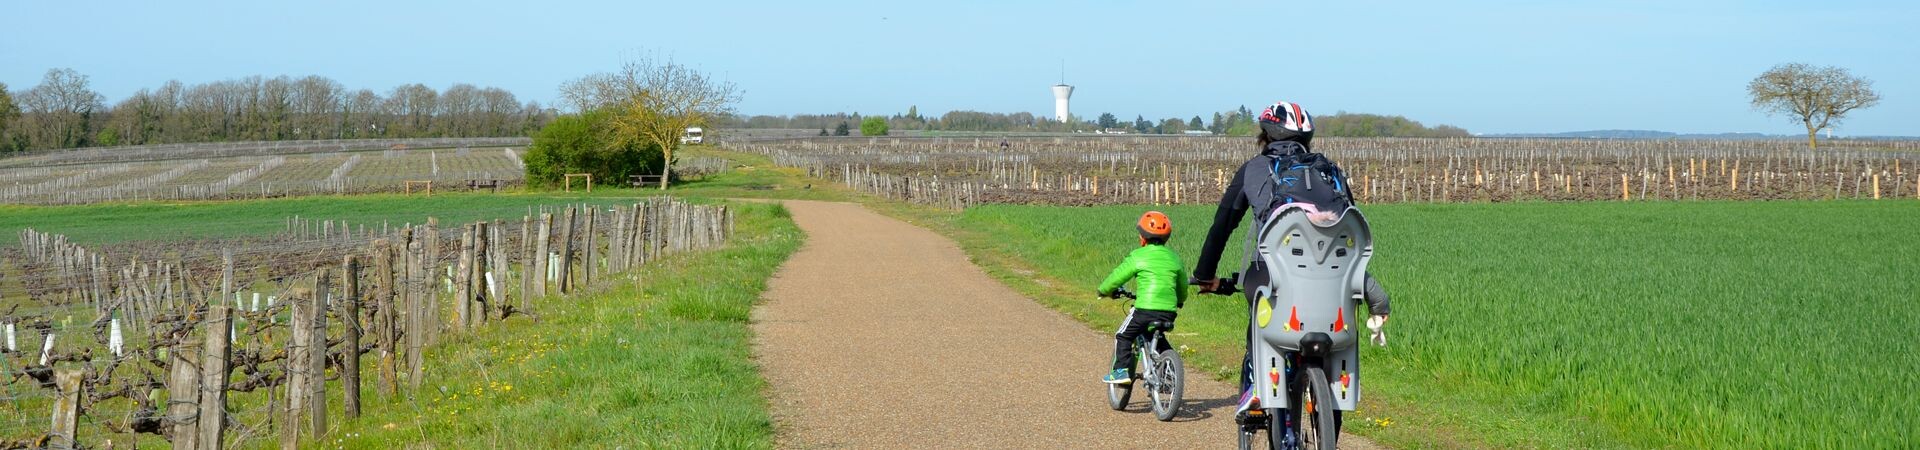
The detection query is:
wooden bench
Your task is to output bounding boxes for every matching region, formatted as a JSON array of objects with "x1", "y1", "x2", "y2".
[
  {"x1": 630, "y1": 174, "x2": 666, "y2": 187},
  {"x1": 466, "y1": 179, "x2": 501, "y2": 192}
]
